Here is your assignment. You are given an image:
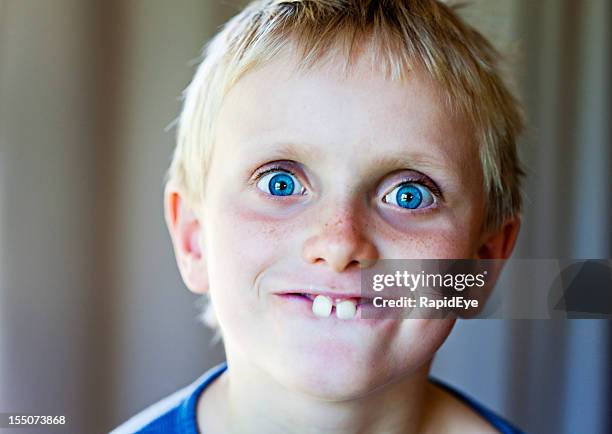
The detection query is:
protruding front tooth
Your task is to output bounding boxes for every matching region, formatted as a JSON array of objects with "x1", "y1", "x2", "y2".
[
  {"x1": 312, "y1": 295, "x2": 333, "y2": 318},
  {"x1": 336, "y1": 299, "x2": 357, "y2": 320}
]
